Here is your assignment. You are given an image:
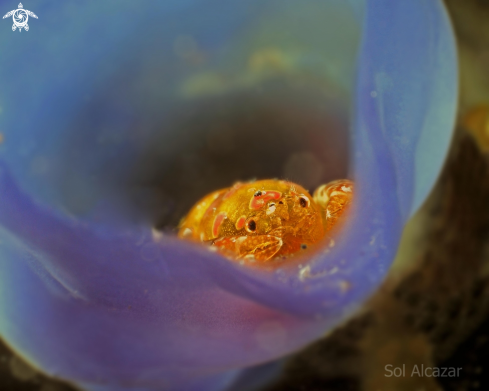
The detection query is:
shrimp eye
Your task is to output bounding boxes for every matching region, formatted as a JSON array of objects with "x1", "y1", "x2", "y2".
[
  {"x1": 246, "y1": 218, "x2": 257, "y2": 232},
  {"x1": 299, "y1": 196, "x2": 310, "y2": 208},
  {"x1": 254, "y1": 190, "x2": 262, "y2": 197}
]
